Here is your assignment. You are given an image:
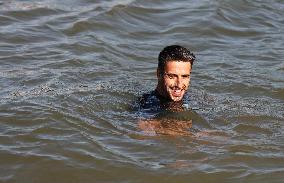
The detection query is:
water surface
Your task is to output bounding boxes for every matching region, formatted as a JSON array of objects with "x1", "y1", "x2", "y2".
[{"x1": 0, "y1": 0, "x2": 283, "y2": 182}]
